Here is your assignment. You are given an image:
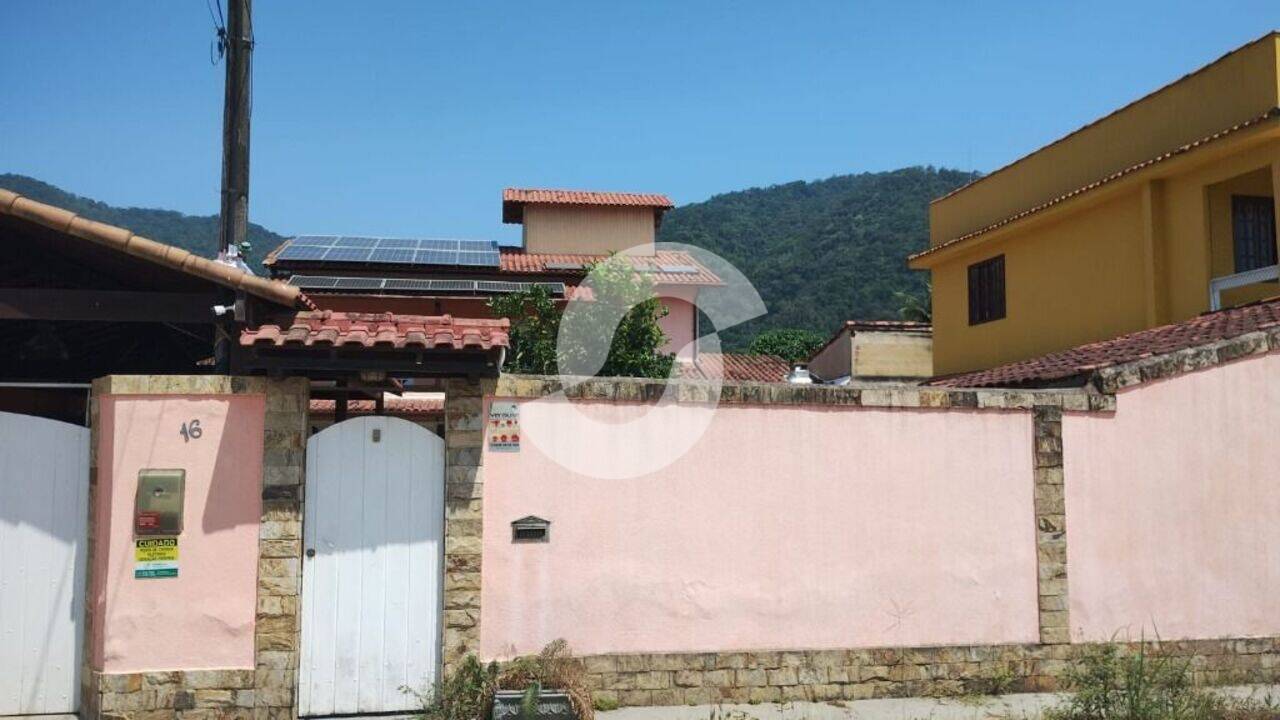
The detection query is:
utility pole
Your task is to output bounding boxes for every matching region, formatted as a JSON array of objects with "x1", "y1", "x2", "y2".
[
  {"x1": 214, "y1": 0, "x2": 253, "y2": 373},
  {"x1": 218, "y1": 0, "x2": 253, "y2": 261}
]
